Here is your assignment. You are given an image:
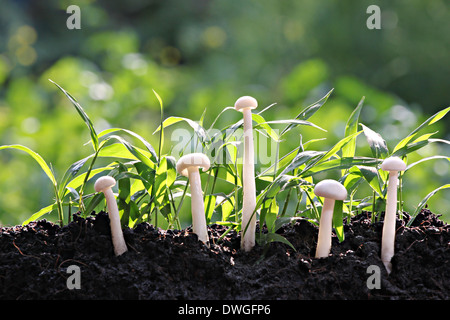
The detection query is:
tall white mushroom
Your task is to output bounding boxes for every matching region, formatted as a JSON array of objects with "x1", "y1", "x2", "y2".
[
  {"x1": 235, "y1": 96, "x2": 258, "y2": 252},
  {"x1": 94, "y1": 176, "x2": 128, "y2": 256},
  {"x1": 380, "y1": 156, "x2": 406, "y2": 274},
  {"x1": 176, "y1": 153, "x2": 211, "y2": 246},
  {"x1": 314, "y1": 179, "x2": 348, "y2": 258}
]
